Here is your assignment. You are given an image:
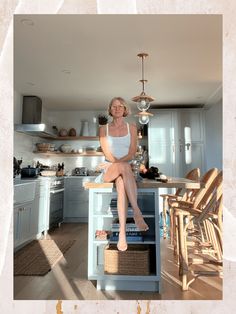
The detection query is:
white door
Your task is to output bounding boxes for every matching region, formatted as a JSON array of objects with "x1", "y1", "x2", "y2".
[
  {"x1": 148, "y1": 109, "x2": 205, "y2": 178},
  {"x1": 175, "y1": 109, "x2": 205, "y2": 177},
  {"x1": 148, "y1": 111, "x2": 176, "y2": 176}
]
